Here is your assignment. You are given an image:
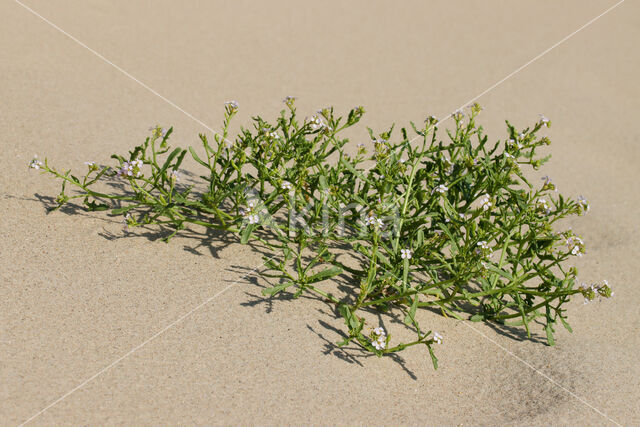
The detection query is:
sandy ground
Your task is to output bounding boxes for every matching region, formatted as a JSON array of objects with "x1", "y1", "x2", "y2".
[{"x1": 1, "y1": 0, "x2": 639, "y2": 425}]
